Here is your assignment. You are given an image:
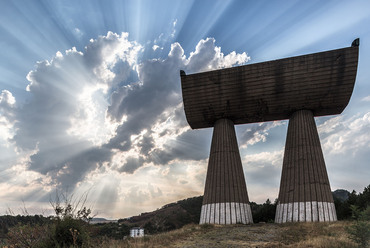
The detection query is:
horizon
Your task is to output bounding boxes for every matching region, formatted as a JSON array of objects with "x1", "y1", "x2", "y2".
[
  {"x1": 1, "y1": 187, "x2": 361, "y2": 220},
  {"x1": 1, "y1": 0, "x2": 370, "y2": 219}
]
